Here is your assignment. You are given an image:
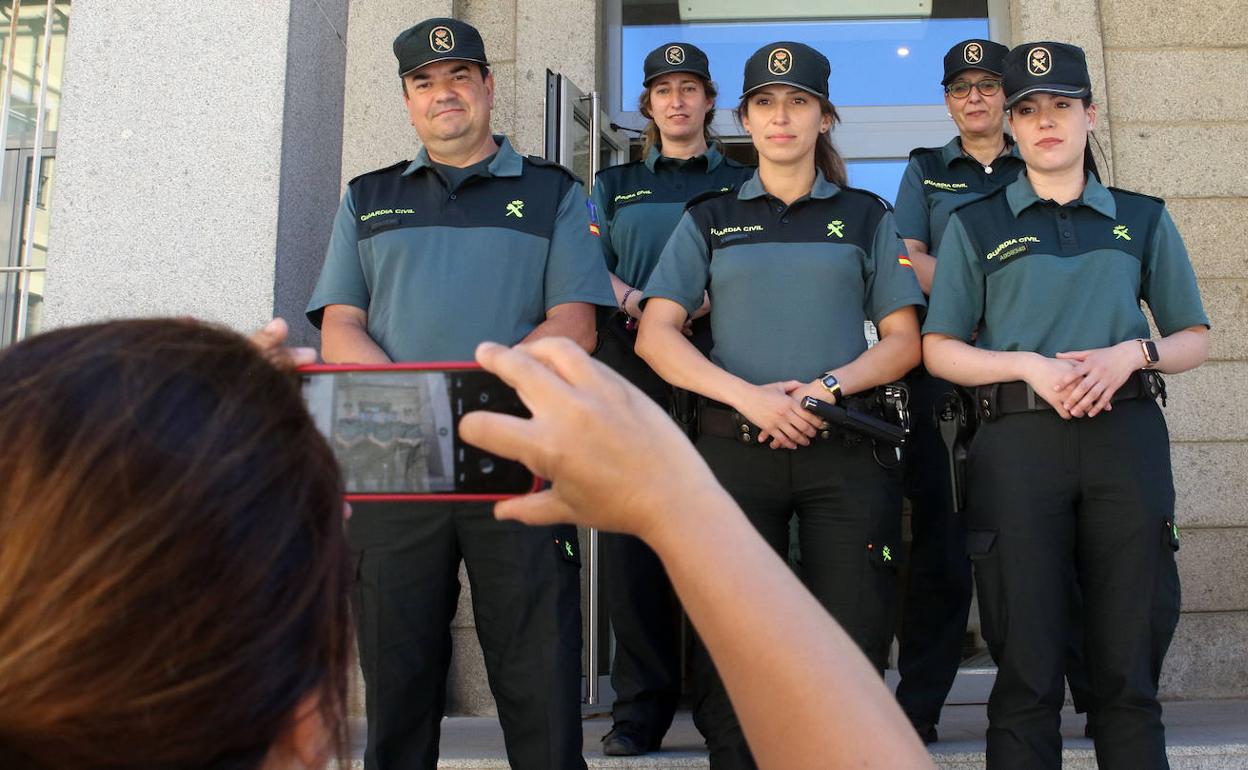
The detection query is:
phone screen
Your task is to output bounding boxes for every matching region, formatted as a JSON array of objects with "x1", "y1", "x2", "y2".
[{"x1": 300, "y1": 366, "x2": 536, "y2": 498}]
